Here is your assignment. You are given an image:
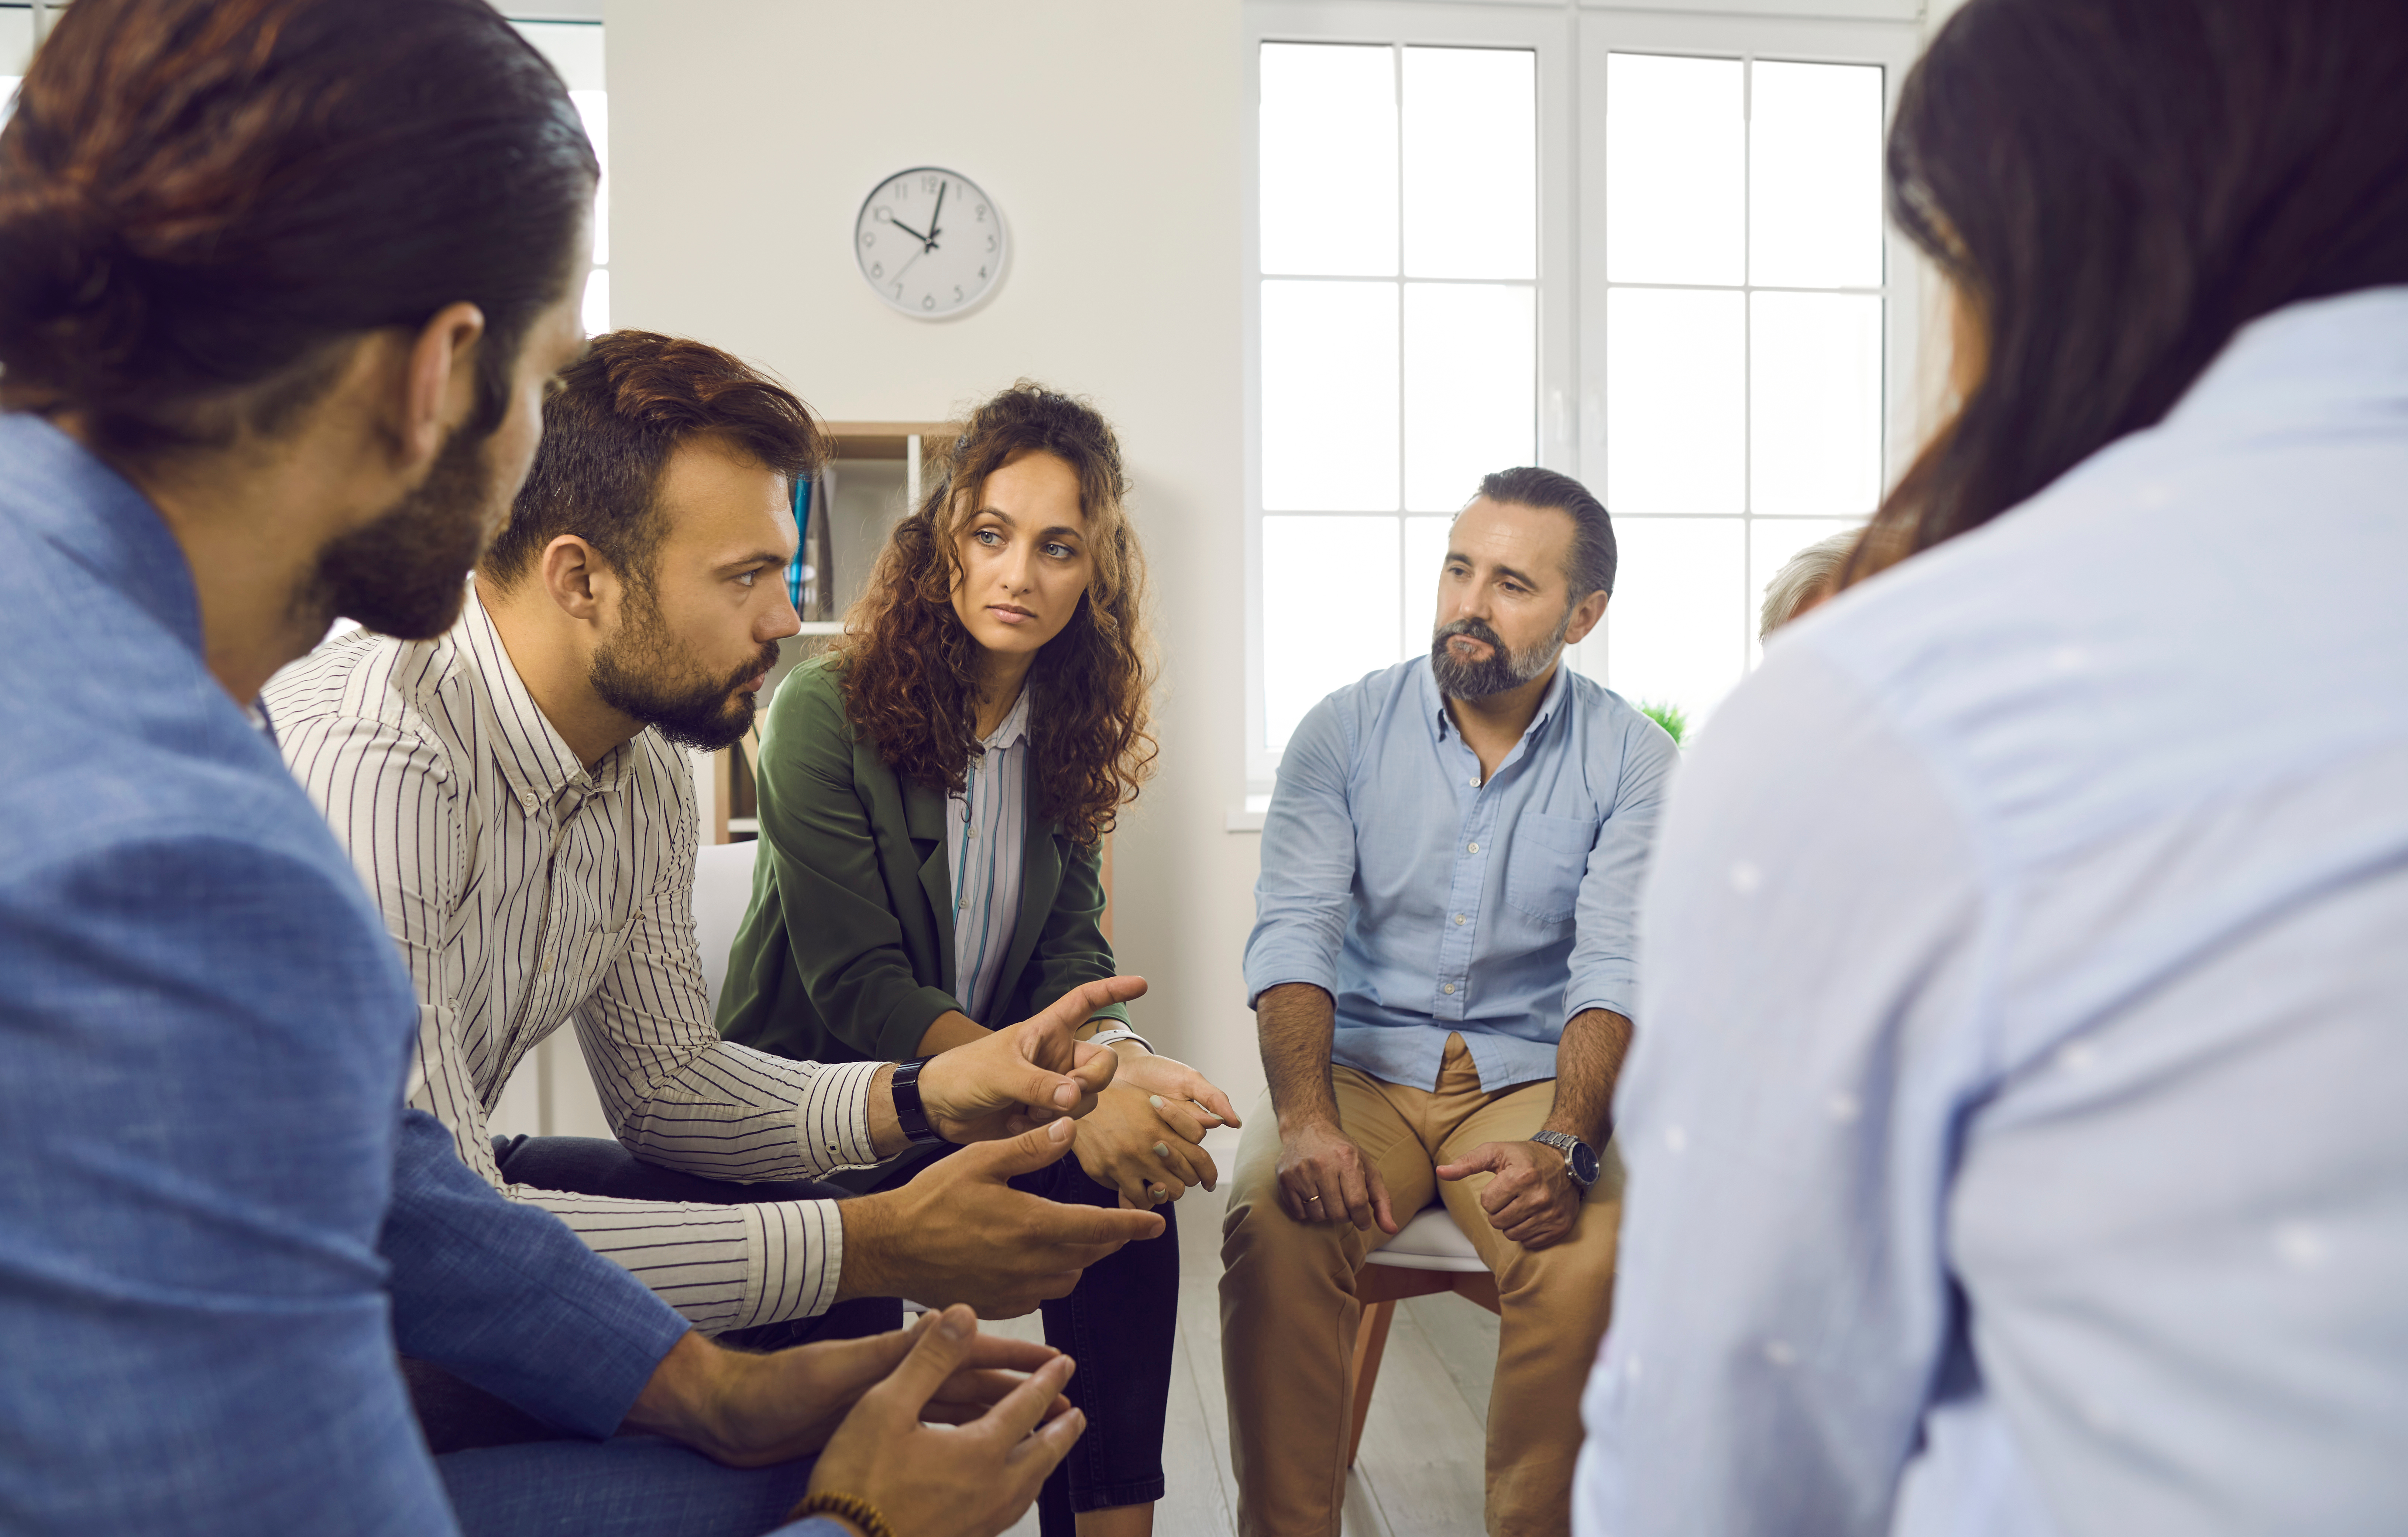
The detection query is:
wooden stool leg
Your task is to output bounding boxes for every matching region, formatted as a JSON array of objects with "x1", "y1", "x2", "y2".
[{"x1": 1346, "y1": 1300, "x2": 1396, "y2": 1469}]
